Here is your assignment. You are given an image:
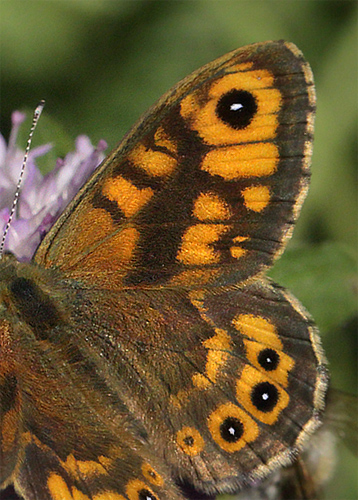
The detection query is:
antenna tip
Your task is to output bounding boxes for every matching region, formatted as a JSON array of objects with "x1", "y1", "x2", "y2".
[{"x1": 35, "y1": 100, "x2": 46, "y2": 117}]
